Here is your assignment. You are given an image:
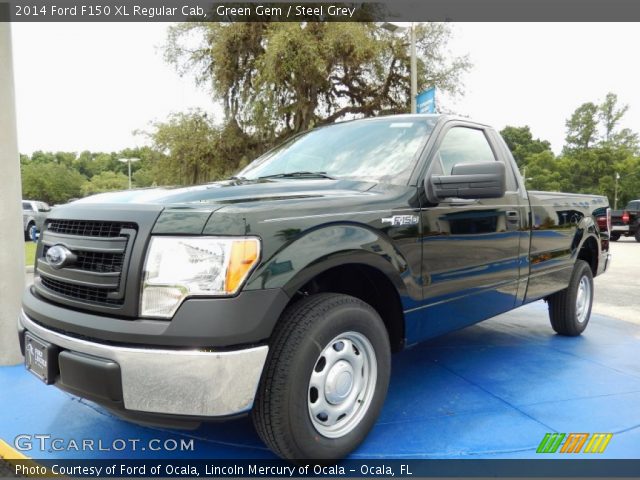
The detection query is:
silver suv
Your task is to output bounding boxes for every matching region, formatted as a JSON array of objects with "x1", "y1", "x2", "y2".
[{"x1": 22, "y1": 200, "x2": 50, "y2": 240}]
